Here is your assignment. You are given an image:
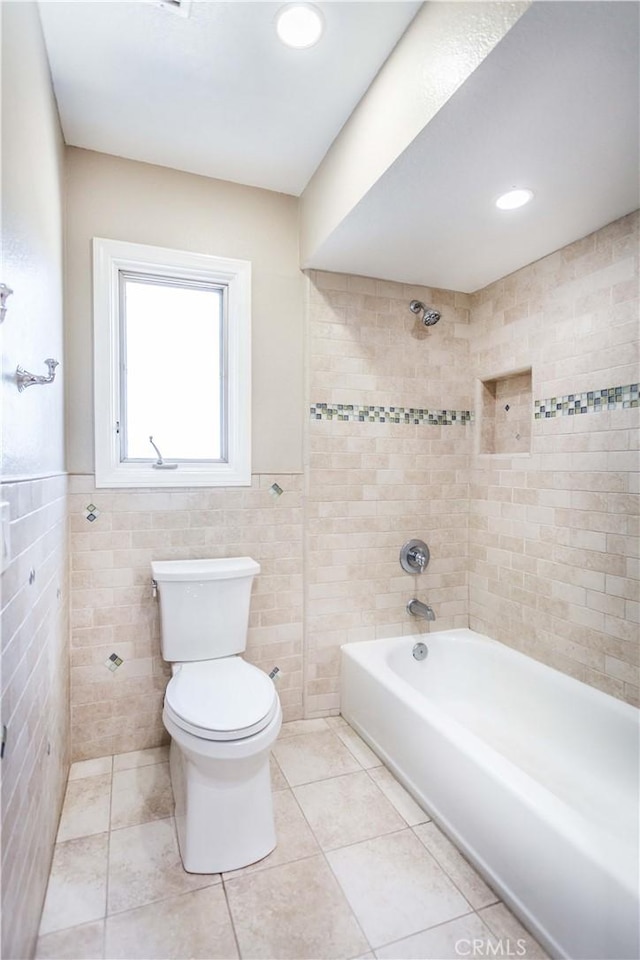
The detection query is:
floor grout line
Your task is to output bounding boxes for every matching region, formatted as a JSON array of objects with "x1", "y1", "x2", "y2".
[
  {"x1": 284, "y1": 749, "x2": 375, "y2": 955},
  {"x1": 371, "y1": 906, "x2": 480, "y2": 953},
  {"x1": 38, "y1": 730, "x2": 546, "y2": 960},
  {"x1": 102, "y1": 756, "x2": 114, "y2": 958},
  {"x1": 103, "y1": 880, "x2": 223, "y2": 920},
  {"x1": 318, "y1": 840, "x2": 374, "y2": 955},
  {"x1": 409, "y1": 823, "x2": 501, "y2": 911},
  {"x1": 274, "y1": 722, "x2": 509, "y2": 955},
  {"x1": 362, "y1": 765, "x2": 431, "y2": 827},
  {"x1": 220, "y1": 875, "x2": 243, "y2": 959}
]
